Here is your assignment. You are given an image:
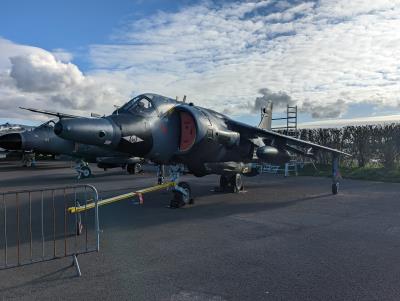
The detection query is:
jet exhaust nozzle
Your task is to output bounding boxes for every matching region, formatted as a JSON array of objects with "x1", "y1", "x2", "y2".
[{"x1": 0, "y1": 133, "x2": 22, "y2": 150}]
